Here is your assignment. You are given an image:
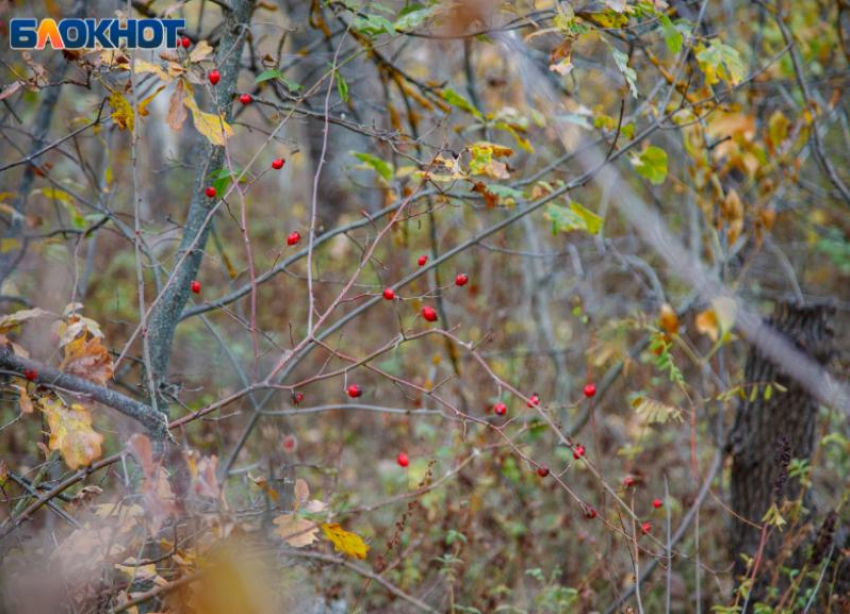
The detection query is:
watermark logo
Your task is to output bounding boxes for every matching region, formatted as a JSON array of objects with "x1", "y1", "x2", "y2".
[{"x1": 10, "y1": 18, "x2": 186, "y2": 50}]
